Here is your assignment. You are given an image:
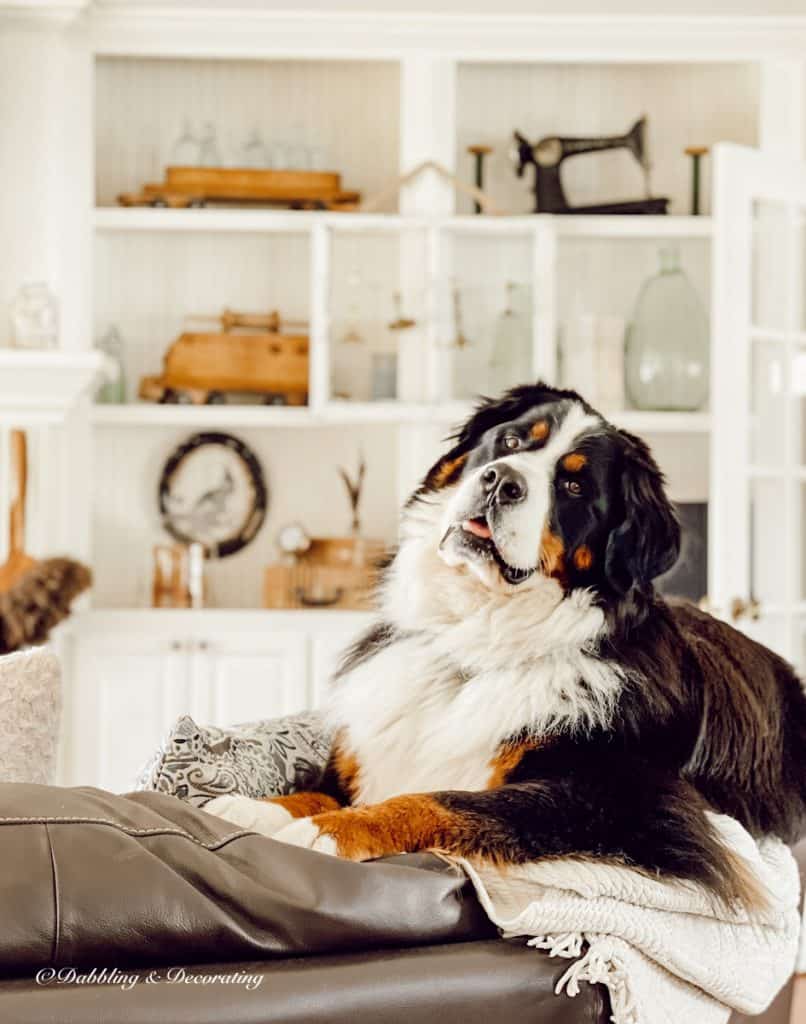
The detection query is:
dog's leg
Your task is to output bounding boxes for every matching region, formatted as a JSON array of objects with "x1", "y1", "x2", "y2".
[
  {"x1": 205, "y1": 791, "x2": 342, "y2": 836},
  {"x1": 273, "y1": 772, "x2": 763, "y2": 908},
  {"x1": 205, "y1": 733, "x2": 356, "y2": 836}
]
